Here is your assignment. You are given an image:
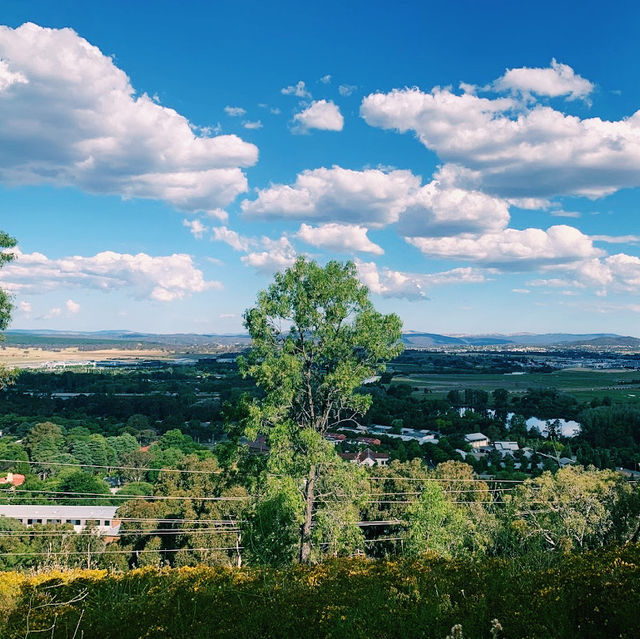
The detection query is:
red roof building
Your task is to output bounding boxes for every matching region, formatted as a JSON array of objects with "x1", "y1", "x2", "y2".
[
  {"x1": 340, "y1": 448, "x2": 389, "y2": 467},
  {"x1": 0, "y1": 472, "x2": 26, "y2": 487},
  {"x1": 356, "y1": 436, "x2": 382, "y2": 446}
]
